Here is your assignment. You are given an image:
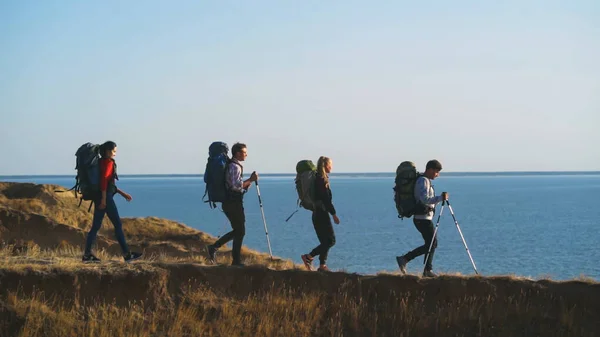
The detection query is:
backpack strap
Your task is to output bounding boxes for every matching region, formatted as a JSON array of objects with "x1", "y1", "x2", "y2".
[
  {"x1": 113, "y1": 160, "x2": 119, "y2": 181},
  {"x1": 227, "y1": 159, "x2": 243, "y2": 176},
  {"x1": 202, "y1": 158, "x2": 212, "y2": 205},
  {"x1": 414, "y1": 175, "x2": 434, "y2": 214},
  {"x1": 54, "y1": 184, "x2": 76, "y2": 194},
  {"x1": 225, "y1": 159, "x2": 244, "y2": 188}
]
